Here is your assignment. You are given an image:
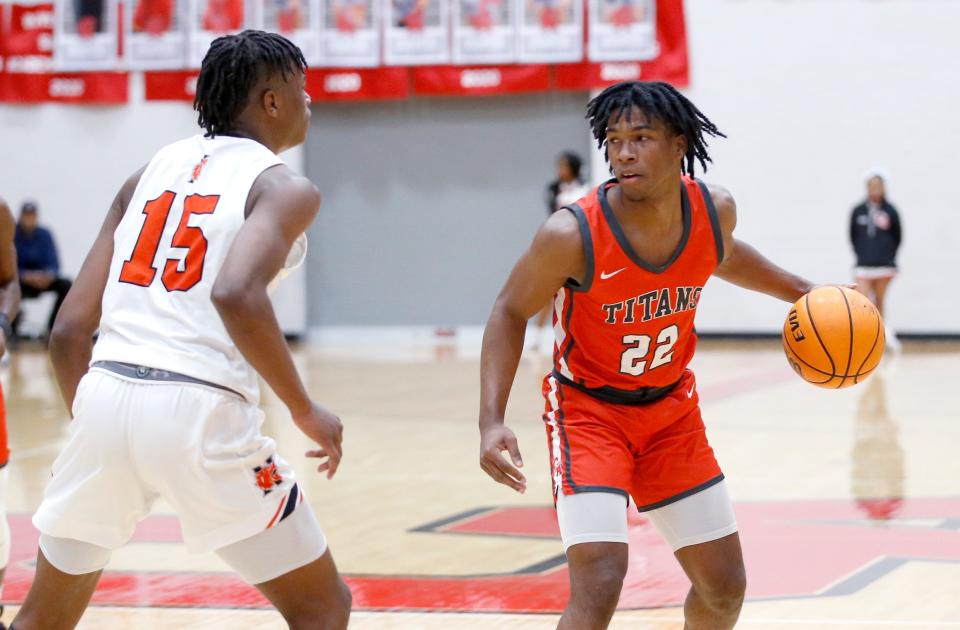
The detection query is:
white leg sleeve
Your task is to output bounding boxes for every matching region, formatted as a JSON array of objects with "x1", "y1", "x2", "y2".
[
  {"x1": 215, "y1": 501, "x2": 327, "y2": 585},
  {"x1": 645, "y1": 480, "x2": 738, "y2": 552},
  {"x1": 556, "y1": 491, "x2": 629, "y2": 552},
  {"x1": 0, "y1": 468, "x2": 8, "y2": 569}
]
